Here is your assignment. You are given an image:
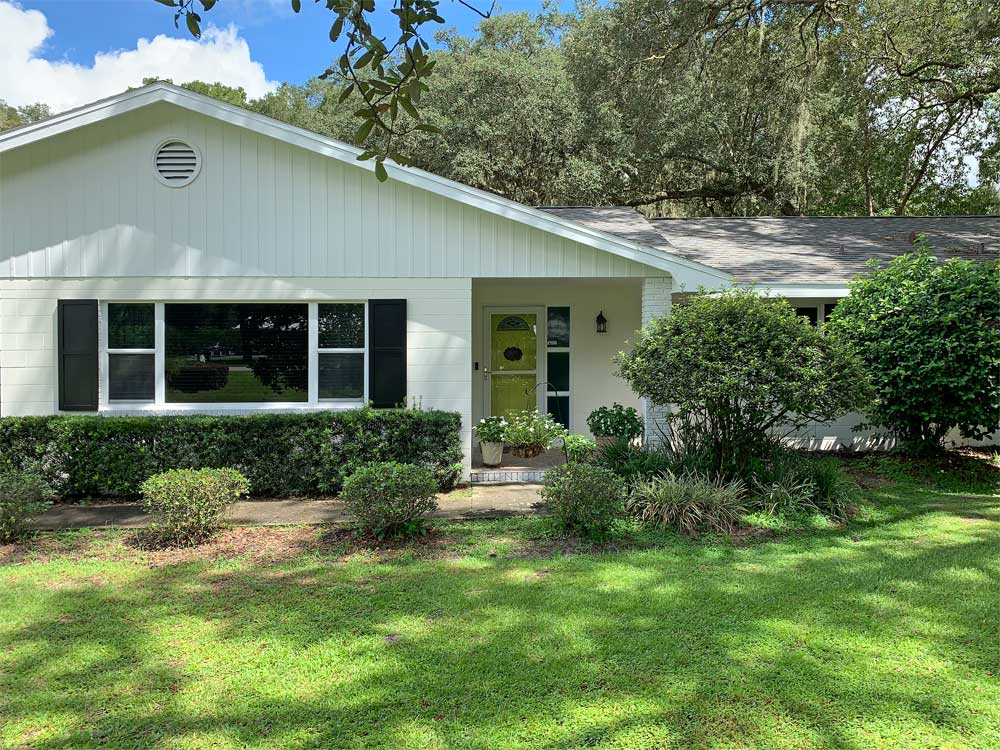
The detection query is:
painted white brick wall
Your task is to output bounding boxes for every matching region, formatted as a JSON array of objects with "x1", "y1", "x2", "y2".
[
  {"x1": 640, "y1": 276, "x2": 673, "y2": 447},
  {"x1": 0, "y1": 276, "x2": 475, "y2": 475}
]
